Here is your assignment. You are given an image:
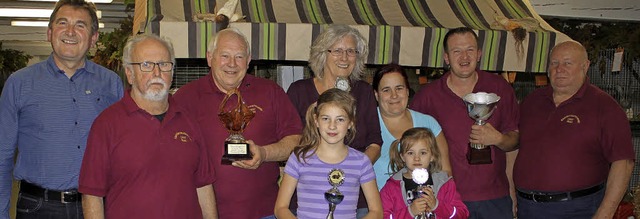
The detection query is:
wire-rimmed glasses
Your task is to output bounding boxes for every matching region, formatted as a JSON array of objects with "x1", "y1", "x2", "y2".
[{"x1": 327, "y1": 48, "x2": 359, "y2": 57}]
